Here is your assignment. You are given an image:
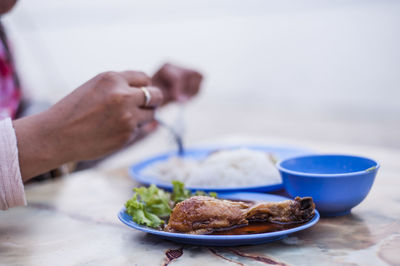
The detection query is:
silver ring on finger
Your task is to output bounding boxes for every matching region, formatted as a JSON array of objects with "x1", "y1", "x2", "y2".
[{"x1": 140, "y1": 87, "x2": 152, "y2": 107}]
